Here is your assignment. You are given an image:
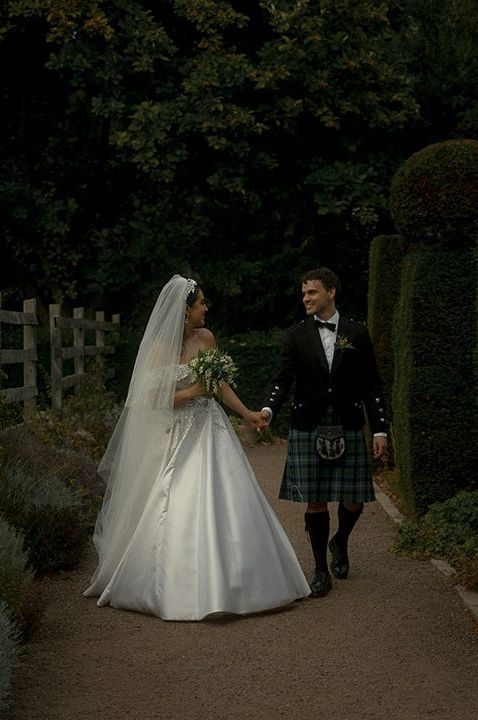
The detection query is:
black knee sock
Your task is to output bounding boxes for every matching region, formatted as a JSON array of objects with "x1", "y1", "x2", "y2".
[
  {"x1": 305, "y1": 511, "x2": 330, "y2": 573},
  {"x1": 335, "y1": 503, "x2": 363, "y2": 548}
]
